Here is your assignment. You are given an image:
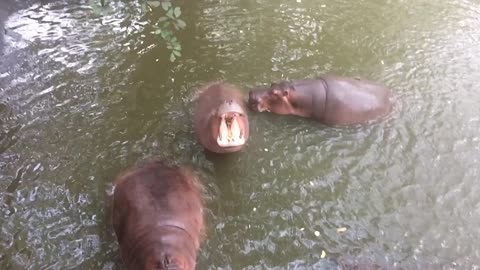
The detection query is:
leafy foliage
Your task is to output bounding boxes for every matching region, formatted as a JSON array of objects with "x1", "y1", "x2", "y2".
[
  {"x1": 89, "y1": 0, "x2": 113, "y2": 15},
  {"x1": 91, "y1": 0, "x2": 186, "y2": 62},
  {"x1": 144, "y1": 0, "x2": 186, "y2": 62}
]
